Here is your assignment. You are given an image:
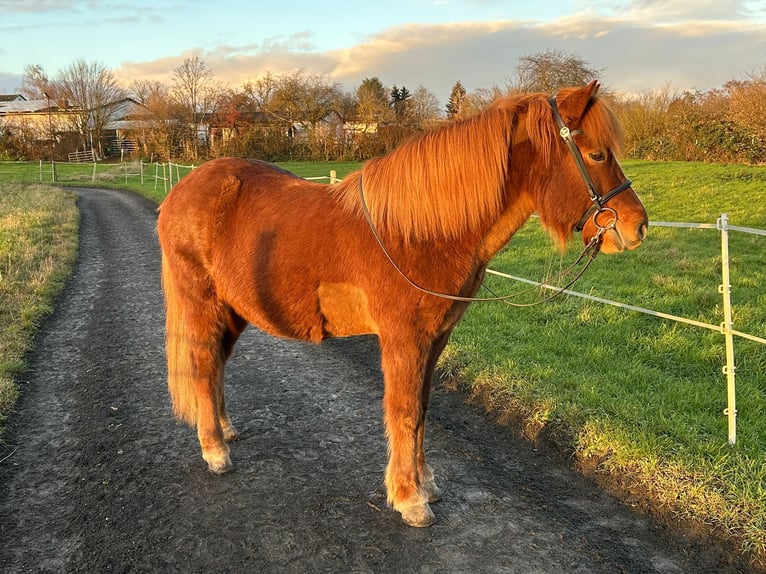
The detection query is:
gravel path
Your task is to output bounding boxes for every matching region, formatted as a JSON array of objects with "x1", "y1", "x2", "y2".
[{"x1": 0, "y1": 187, "x2": 748, "y2": 573}]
